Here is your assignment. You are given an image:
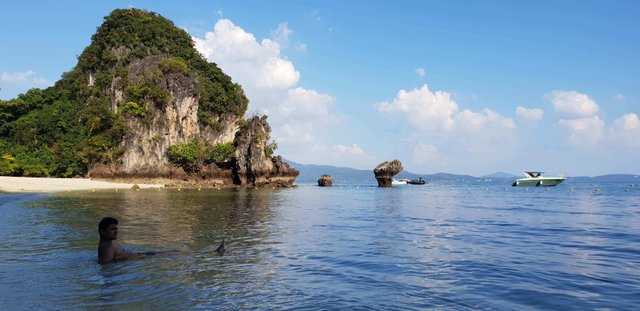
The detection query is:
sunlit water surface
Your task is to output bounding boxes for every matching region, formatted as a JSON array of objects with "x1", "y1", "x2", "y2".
[{"x1": 1, "y1": 181, "x2": 639, "y2": 310}]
